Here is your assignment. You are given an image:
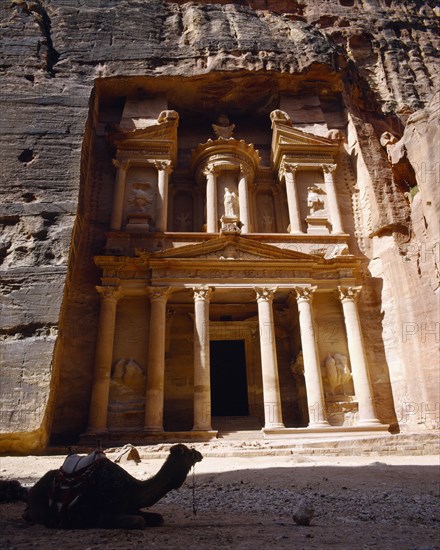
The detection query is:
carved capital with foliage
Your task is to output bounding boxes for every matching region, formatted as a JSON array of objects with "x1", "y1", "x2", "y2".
[
  {"x1": 153, "y1": 160, "x2": 173, "y2": 174},
  {"x1": 337, "y1": 285, "x2": 362, "y2": 303},
  {"x1": 112, "y1": 159, "x2": 129, "y2": 171},
  {"x1": 148, "y1": 286, "x2": 171, "y2": 302},
  {"x1": 293, "y1": 285, "x2": 317, "y2": 303},
  {"x1": 96, "y1": 285, "x2": 123, "y2": 303},
  {"x1": 192, "y1": 285, "x2": 213, "y2": 302},
  {"x1": 254, "y1": 287, "x2": 277, "y2": 303}
]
